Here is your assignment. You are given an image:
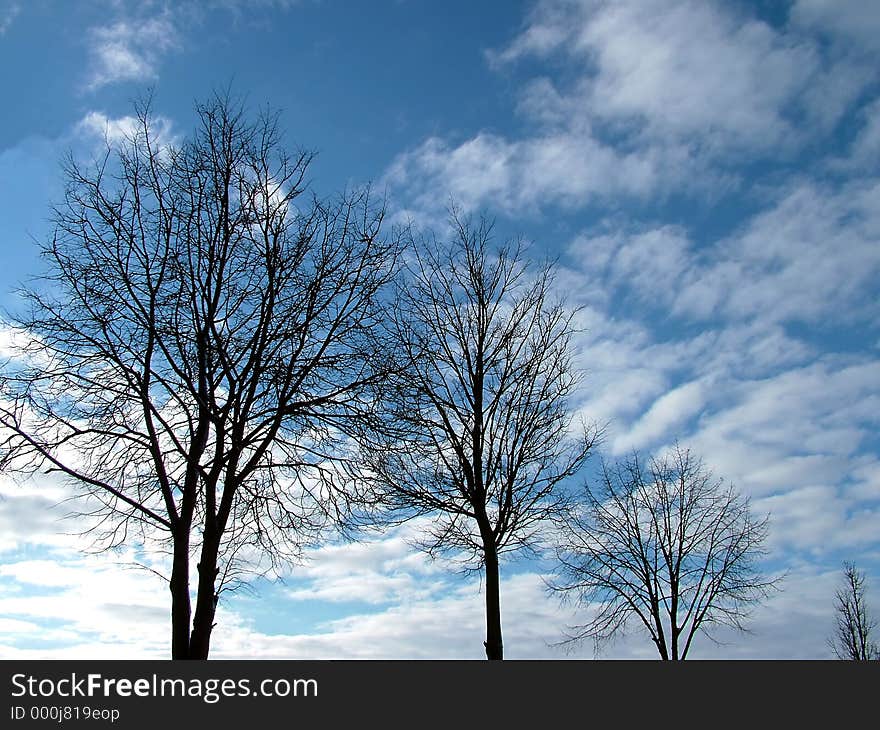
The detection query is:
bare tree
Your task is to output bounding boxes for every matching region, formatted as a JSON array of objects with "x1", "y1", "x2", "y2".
[
  {"x1": 359, "y1": 213, "x2": 597, "y2": 660},
  {"x1": 0, "y1": 93, "x2": 399, "y2": 658},
  {"x1": 829, "y1": 562, "x2": 879, "y2": 660},
  {"x1": 551, "y1": 446, "x2": 778, "y2": 659}
]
